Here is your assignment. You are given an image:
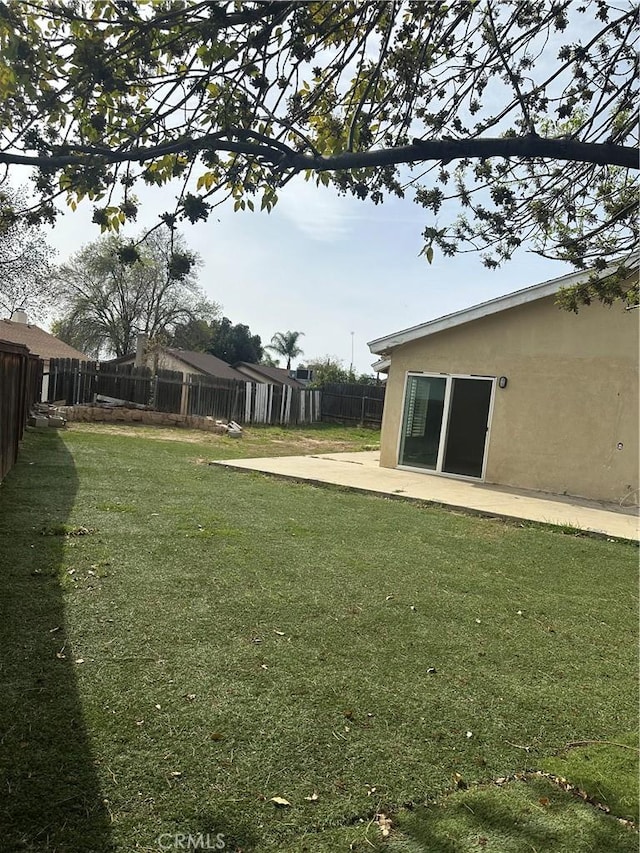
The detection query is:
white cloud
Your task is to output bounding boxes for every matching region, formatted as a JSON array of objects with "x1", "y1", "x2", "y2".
[{"x1": 275, "y1": 175, "x2": 357, "y2": 241}]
